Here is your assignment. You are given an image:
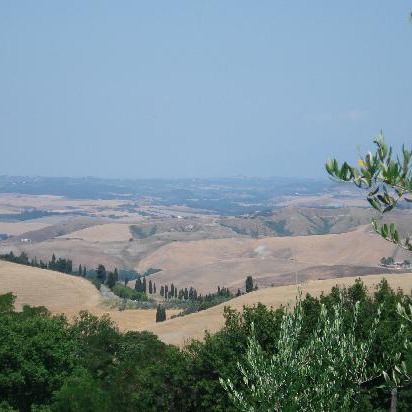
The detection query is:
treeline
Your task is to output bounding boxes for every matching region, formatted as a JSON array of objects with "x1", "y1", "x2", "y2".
[
  {"x1": 2, "y1": 279, "x2": 412, "y2": 410},
  {"x1": 0, "y1": 251, "x2": 75, "y2": 275}
]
